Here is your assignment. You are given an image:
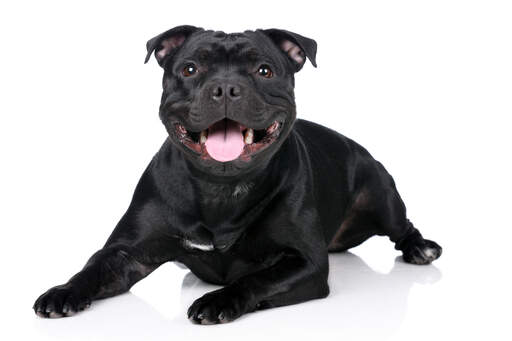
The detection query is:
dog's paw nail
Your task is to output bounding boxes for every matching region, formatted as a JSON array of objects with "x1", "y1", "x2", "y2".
[
  {"x1": 402, "y1": 239, "x2": 442, "y2": 265},
  {"x1": 218, "y1": 312, "x2": 225, "y2": 321},
  {"x1": 34, "y1": 286, "x2": 91, "y2": 318},
  {"x1": 66, "y1": 310, "x2": 77, "y2": 317},
  {"x1": 197, "y1": 313, "x2": 204, "y2": 320}
]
